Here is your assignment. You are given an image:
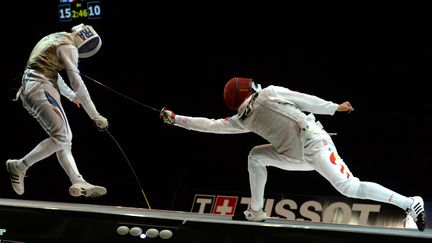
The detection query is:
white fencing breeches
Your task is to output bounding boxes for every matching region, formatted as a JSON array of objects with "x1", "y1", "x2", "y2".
[
  {"x1": 20, "y1": 82, "x2": 84, "y2": 184},
  {"x1": 247, "y1": 126, "x2": 412, "y2": 212}
]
